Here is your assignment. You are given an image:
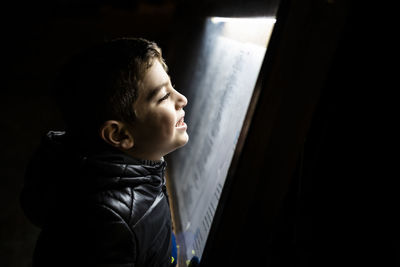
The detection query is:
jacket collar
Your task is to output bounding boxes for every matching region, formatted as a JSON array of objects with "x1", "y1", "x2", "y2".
[
  {"x1": 43, "y1": 131, "x2": 167, "y2": 189},
  {"x1": 79, "y1": 149, "x2": 167, "y2": 190}
]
